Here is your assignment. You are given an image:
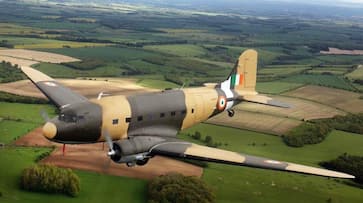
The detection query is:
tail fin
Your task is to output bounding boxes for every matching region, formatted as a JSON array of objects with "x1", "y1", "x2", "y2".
[{"x1": 220, "y1": 49, "x2": 258, "y2": 95}]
